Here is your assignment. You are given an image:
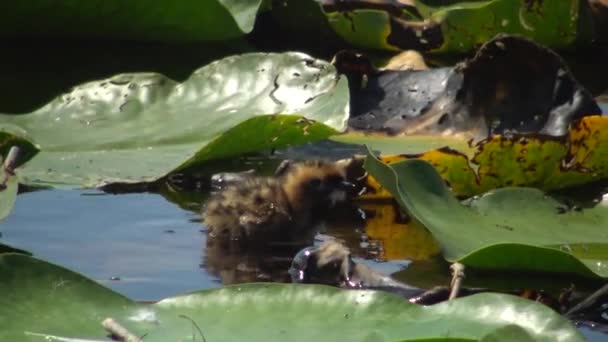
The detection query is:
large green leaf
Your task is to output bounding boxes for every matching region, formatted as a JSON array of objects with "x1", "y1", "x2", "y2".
[
  {"x1": 364, "y1": 148, "x2": 608, "y2": 278},
  {"x1": 0, "y1": 243, "x2": 31, "y2": 255},
  {"x1": 0, "y1": 52, "x2": 349, "y2": 188},
  {"x1": 0, "y1": 254, "x2": 583, "y2": 341},
  {"x1": 319, "y1": 0, "x2": 592, "y2": 53},
  {"x1": 0, "y1": 132, "x2": 38, "y2": 169},
  {"x1": 0, "y1": 1, "x2": 266, "y2": 42}
]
